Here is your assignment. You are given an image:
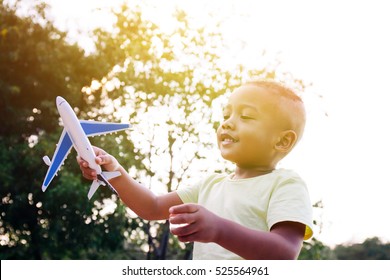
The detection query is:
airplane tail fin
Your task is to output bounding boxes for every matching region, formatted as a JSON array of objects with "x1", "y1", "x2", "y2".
[
  {"x1": 87, "y1": 180, "x2": 100, "y2": 200},
  {"x1": 87, "y1": 171, "x2": 120, "y2": 200}
]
